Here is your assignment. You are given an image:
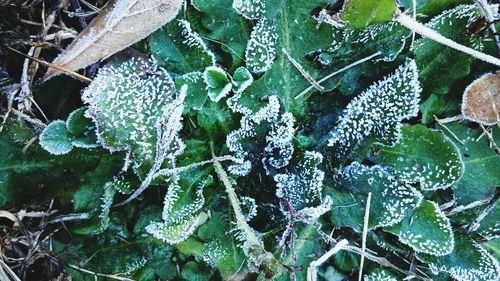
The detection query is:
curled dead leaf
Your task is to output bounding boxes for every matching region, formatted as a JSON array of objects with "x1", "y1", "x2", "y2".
[
  {"x1": 44, "y1": 0, "x2": 184, "y2": 80},
  {"x1": 462, "y1": 72, "x2": 500, "y2": 125}
]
